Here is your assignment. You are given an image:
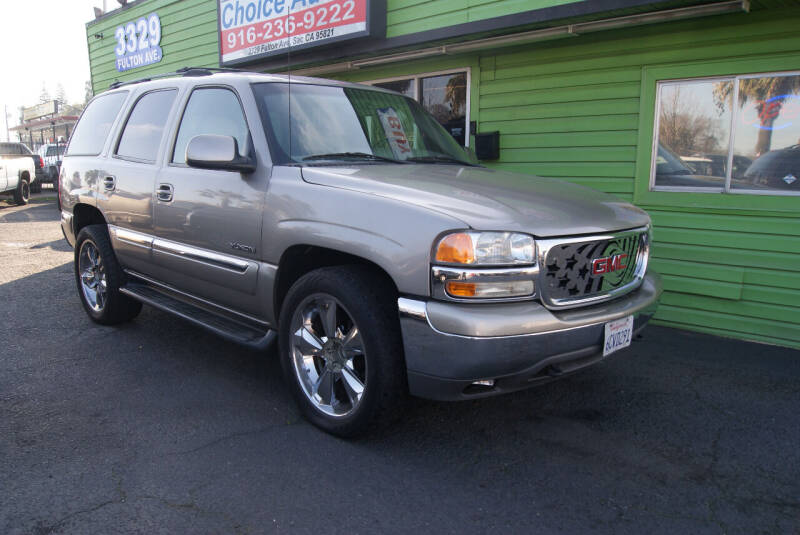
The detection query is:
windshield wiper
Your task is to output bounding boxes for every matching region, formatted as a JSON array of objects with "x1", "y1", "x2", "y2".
[
  {"x1": 406, "y1": 155, "x2": 476, "y2": 166},
  {"x1": 302, "y1": 152, "x2": 404, "y2": 164}
]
